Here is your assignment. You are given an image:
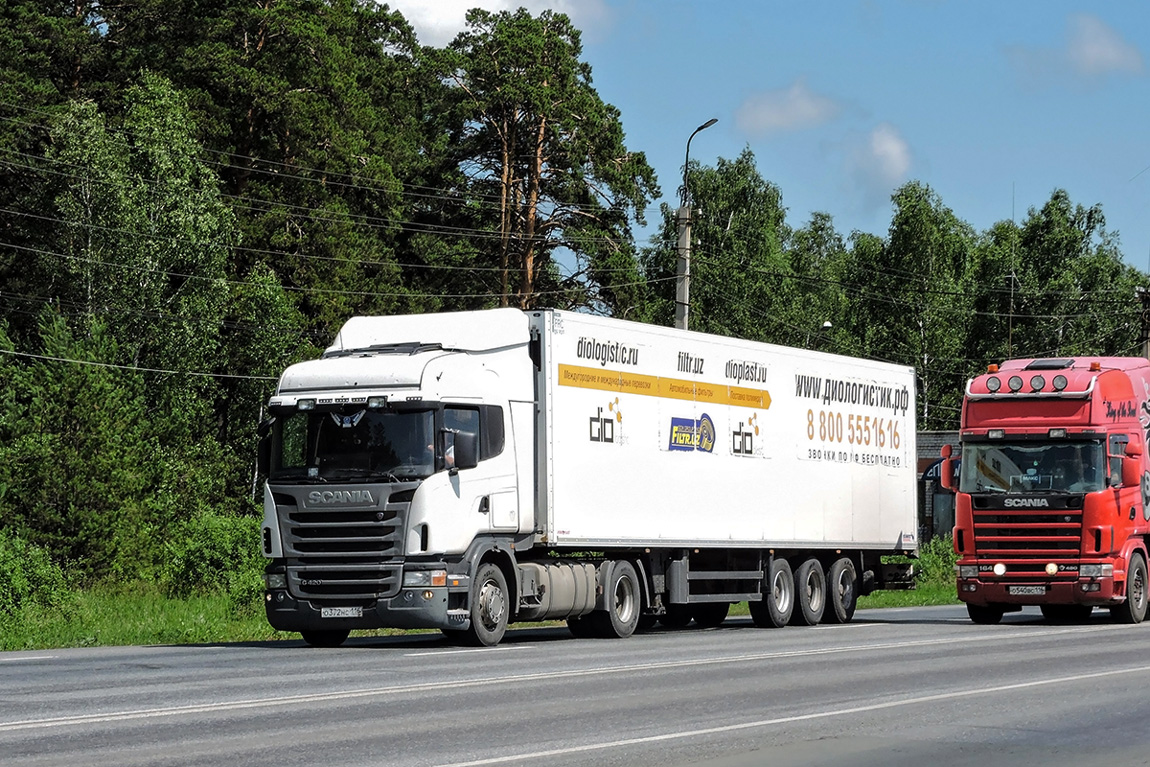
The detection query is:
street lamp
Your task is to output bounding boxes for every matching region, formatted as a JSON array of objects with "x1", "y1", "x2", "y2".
[{"x1": 675, "y1": 118, "x2": 718, "y2": 331}]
